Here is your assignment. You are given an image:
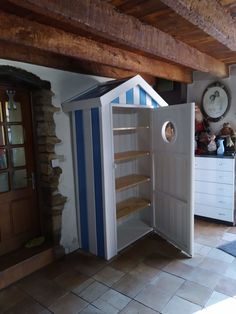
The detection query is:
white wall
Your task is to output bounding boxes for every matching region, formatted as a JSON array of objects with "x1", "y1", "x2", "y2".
[
  {"x1": 187, "y1": 65, "x2": 236, "y2": 134},
  {"x1": 0, "y1": 59, "x2": 111, "y2": 253}
]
